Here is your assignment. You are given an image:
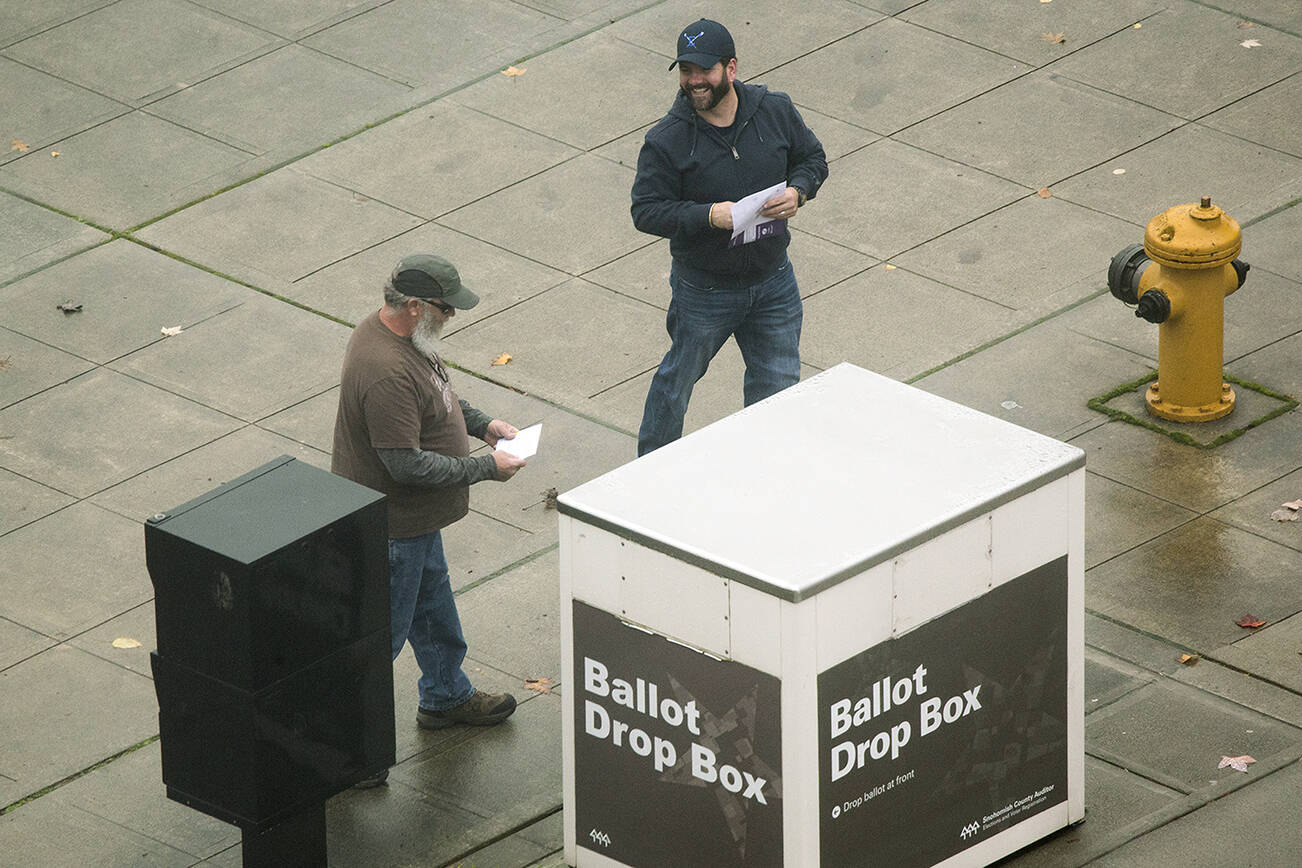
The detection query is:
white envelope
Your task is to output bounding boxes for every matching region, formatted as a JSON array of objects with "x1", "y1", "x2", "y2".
[{"x1": 495, "y1": 423, "x2": 541, "y2": 459}]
